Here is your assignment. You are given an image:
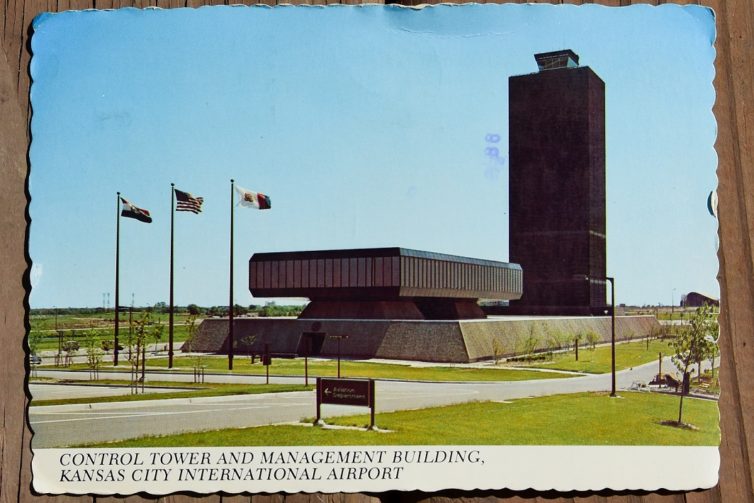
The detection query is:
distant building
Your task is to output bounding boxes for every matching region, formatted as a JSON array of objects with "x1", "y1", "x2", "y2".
[
  {"x1": 681, "y1": 292, "x2": 720, "y2": 308},
  {"x1": 507, "y1": 49, "x2": 607, "y2": 315}
]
